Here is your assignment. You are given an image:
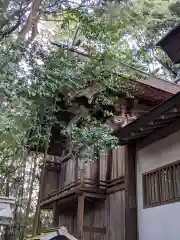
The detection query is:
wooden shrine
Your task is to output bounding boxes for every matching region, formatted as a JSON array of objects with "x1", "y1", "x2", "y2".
[{"x1": 33, "y1": 76, "x2": 180, "y2": 240}]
